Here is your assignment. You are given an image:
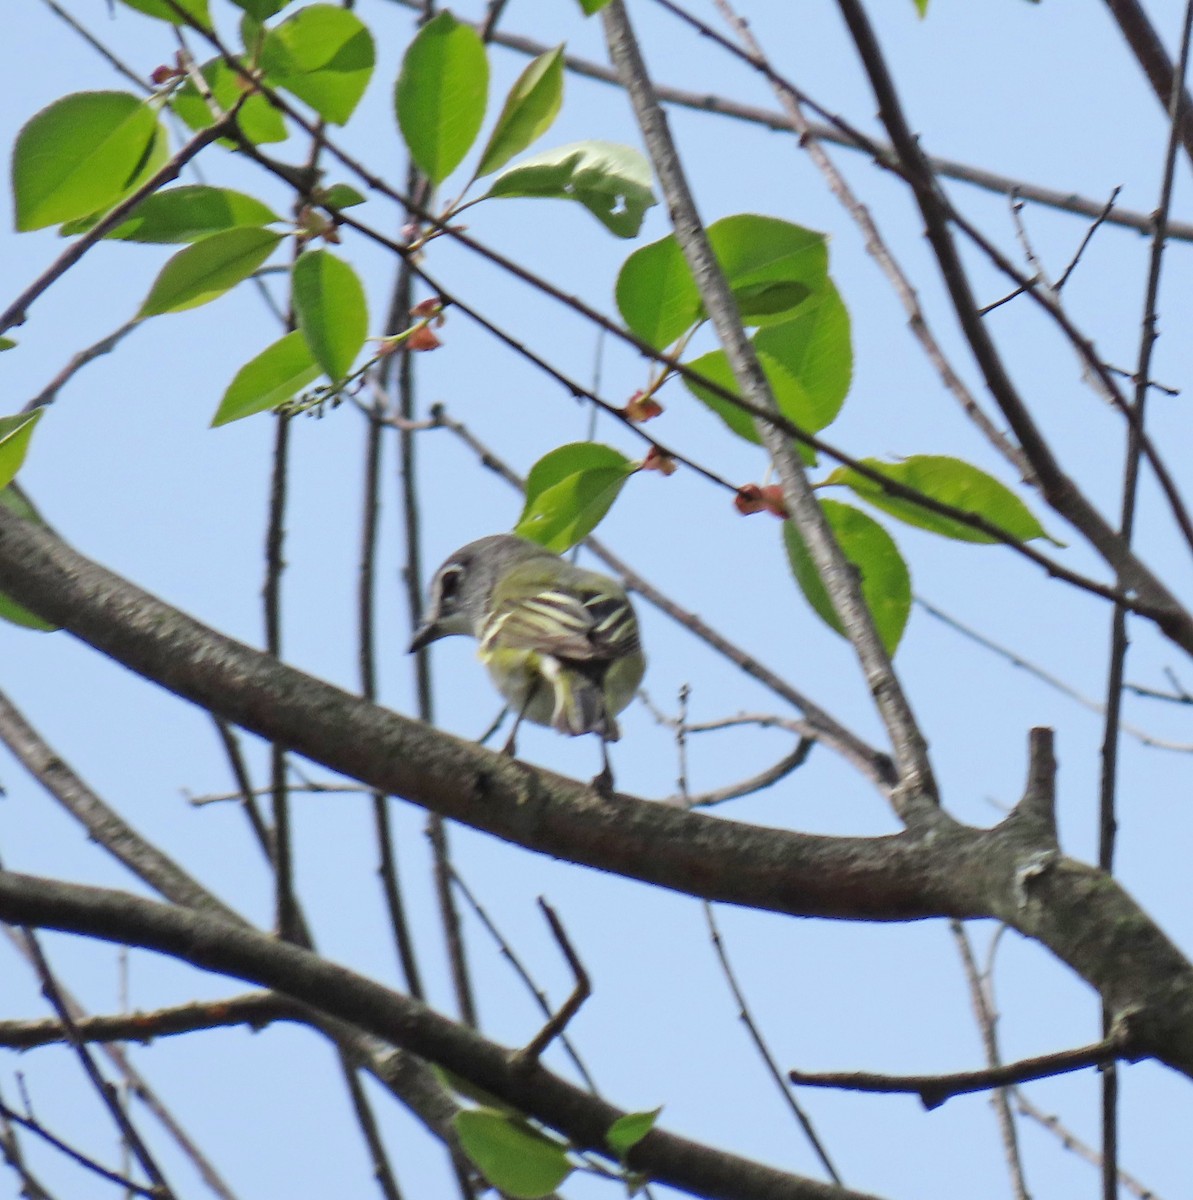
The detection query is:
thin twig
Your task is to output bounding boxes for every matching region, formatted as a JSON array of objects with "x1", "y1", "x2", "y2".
[
  {"x1": 914, "y1": 596, "x2": 1193, "y2": 752},
  {"x1": 0, "y1": 110, "x2": 239, "y2": 336},
  {"x1": 0, "y1": 991, "x2": 299, "y2": 1050},
  {"x1": 788, "y1": 1034, "x2": 1129, "y2": 1109},
  {"x1": 0, "y1": 1081, "x2": 58, "y2": 1200},
  {"x1": 382, "y1": 0, "x2": 1193, "y2": 241},
  {"x1": 949, "y1": 922, "x2": 1031, "y2": 1200},
  {"x1": 40, "y1": 0, "x2": 151, "y2": 92},
  {"x1": 0, "y1": 1099, "x2": 159, "y2": 1199},
  {"x1": 1097, "y1": 7, "x2": 1193, "y2": 1197},
  {"x1": 1013, "y1": 1090, "x2": 1163, "y2": 1200},
  {"x1": 512, "y1": 900, "x2": 591, "y2": 1067},
  {"x1": 705, "y1": 905, "x2": 843, "y2": 1186},
  {"x1": 8, "y1": 919, "x2": 177, "y2": 1197},
  {"x1": 1, "y1": 928, "x2": 244, "y2": 1200},
  {"x1": 664, "y1": 740, "x2": 813, "y2": 809},
  {"x1": 448, "y1": 867, "x2": 600, "y2": 1093},
  {"x1": 23, "y1": 318, "x2": 144, "y2": 412}
]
